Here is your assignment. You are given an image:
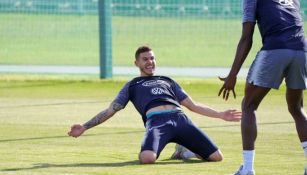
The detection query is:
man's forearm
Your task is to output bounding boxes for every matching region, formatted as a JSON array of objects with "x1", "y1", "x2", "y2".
[
  {"x1": 83, "y1": 109, "x2": 110, "y2": 129},
  {"x1": 229, "y1": 23, "x2": 254, "y2": 77},
  {"x1": 82, "y1": 102, "x2": 124, "y2": 130},
  {"x1": 194, "y1": 104, "x2": 221, "y2": 118}
]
